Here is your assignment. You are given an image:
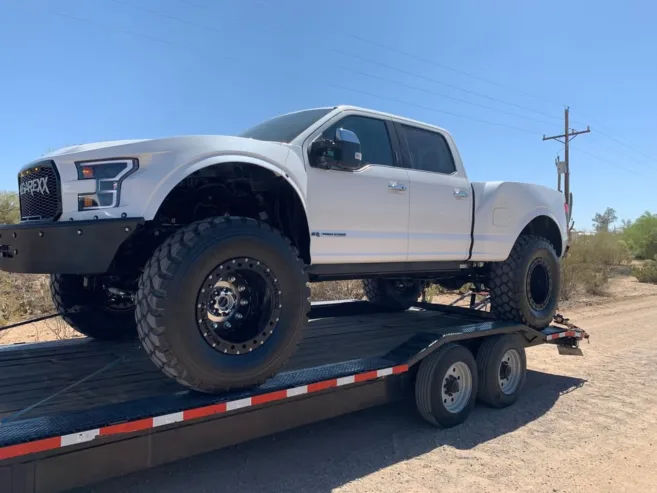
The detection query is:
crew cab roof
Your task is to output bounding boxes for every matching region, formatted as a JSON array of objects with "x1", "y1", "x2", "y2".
[{"x1": 333, "y1": 105, "x2": 451, "y2": 135}]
